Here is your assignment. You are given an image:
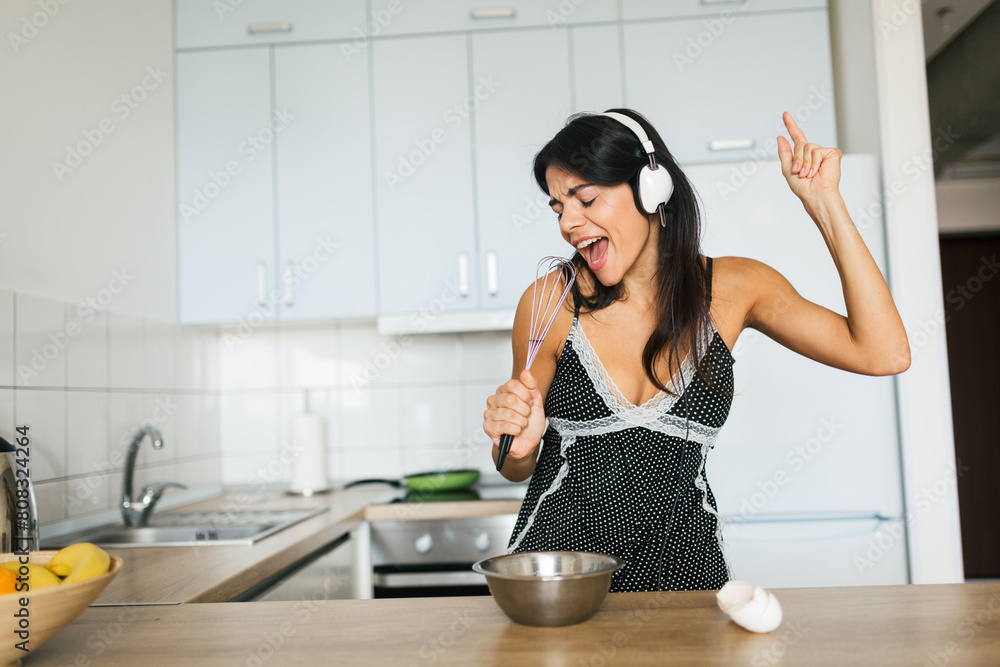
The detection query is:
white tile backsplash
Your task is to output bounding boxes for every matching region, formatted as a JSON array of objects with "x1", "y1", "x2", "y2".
[
  {"x1": 144, "y1": 319, "x2": 175, "y2": 390},
  {"x1": 341, "y1": 385, "x2": 399, "y2": 449},
  {"x1": 342, "y1": 448, "x2": 403, "y2": 480},
  {"x1": 393, "y1": 334, "x2": 462, "y2": 384},
  {"x1": 0, "y1": 389, "x2": 13, "y2": 439},
  {"x1": 400, "y1": 383, "x2": 463, "y2": 447},
  {"x1": 338, "y1": 322, "x2": 405, "y2": 387},
  {"x1": 108, "y1": 313, "x2": 145, "y2": 389},
  {"x1": 65, "y1": 391, "x2": 109, "y2": 477},
  {"x1": 34, "y1": 480, "x2": 68, "y2": 524},
  {"x1": 65, "y1": 307, "x2": 108, "y2": 388},
  {"x1": 462, "y1": 331, "x2": 512, "y2": 383},
  {"x1": 15, "y1": 389, "x2": 66, "y2": 481},
  {"x1": 278, "y1": 324, "x2": 339, "y2": 388},
  {"x1": 218, "y1": 325, "x2": 277, "y2": 389},
  {"x1": 15, "y1": 293, "x2": 67, "y2": 388},
  {"x1": 0, "y1": 291, "x2": 13, "y2": 386},
  {"x1": 65, "y1": 470, "x2": 114, "y2": 519},
  {"x1": 220, "y1": 392, "x2": 279, "y2": 454}
]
